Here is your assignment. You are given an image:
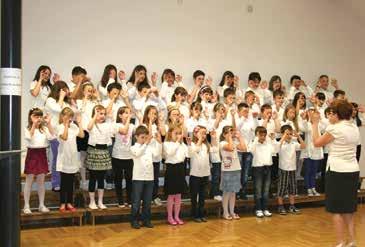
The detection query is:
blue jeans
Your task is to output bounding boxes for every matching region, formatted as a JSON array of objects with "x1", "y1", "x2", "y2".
[
  {"x1": 50, "y1": 139, "x2": 60, "y2": 189},
  {"x1": 252, "y1": 166, "x2": 271, "y2": 211},
  {"x1": 210, "y1": 163, "x2": 222, "y2": 197},
  {"x1": 237, "y1": 152, "x2": 253, "y2": 197},
  {"x1": 304, "y1": 158, "x2": 321, "y2": 189},
  {"x1": 131, "y1": 180, "x2": 153, "y2": 223}
]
